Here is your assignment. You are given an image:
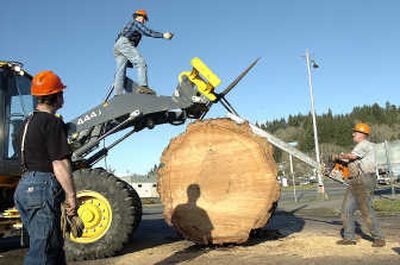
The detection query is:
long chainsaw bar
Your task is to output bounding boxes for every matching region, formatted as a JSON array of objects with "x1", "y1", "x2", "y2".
[{"x1": 226, "y1": 112, "x2": 349, "y2": 186}]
